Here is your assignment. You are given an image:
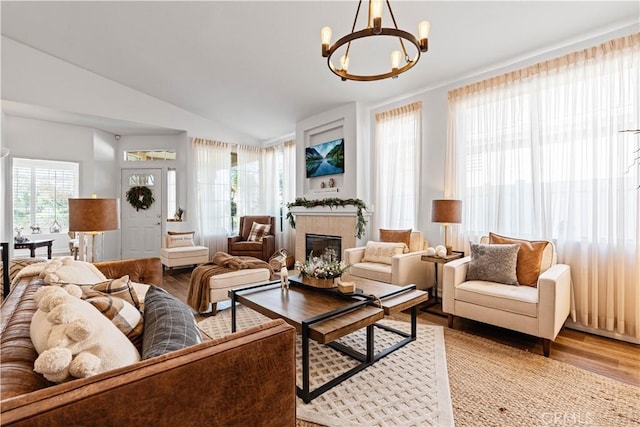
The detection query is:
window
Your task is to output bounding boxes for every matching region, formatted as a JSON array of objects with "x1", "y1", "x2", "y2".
[
  {"x1": 124, "y1": 150, "x2": 176, "y2": 161},
  {"x1": 167, "y1": 168, "x2": 177, "y2": 220},
  {"x1": 13, "y1": 158, "x2": 79, "y2": 233},
  {"x1": 374, "y1": 101, "x2": 422, "y2": 229},
  {"x1": 448, "y1": 34, "x2": 639, "y2": 341}
]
